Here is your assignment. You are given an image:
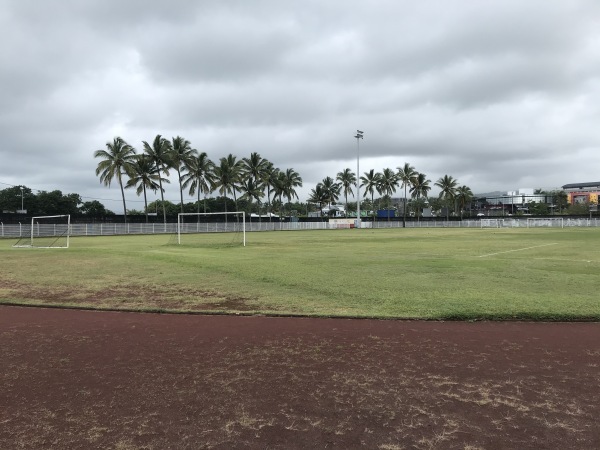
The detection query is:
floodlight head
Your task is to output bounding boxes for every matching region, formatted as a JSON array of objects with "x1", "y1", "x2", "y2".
[{"x1": 357, "y1": 130, "x2": 363, "y2": 134}]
